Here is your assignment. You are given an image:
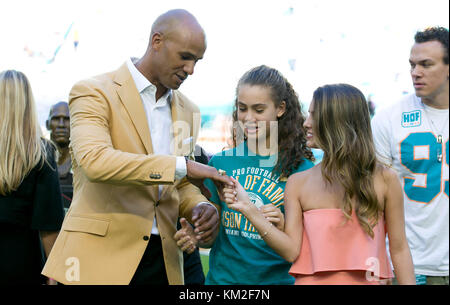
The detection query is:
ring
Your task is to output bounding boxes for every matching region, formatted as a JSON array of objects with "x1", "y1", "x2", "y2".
[{"x1": 218, "y1": 169, "x2": 226, "y2": 176}]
